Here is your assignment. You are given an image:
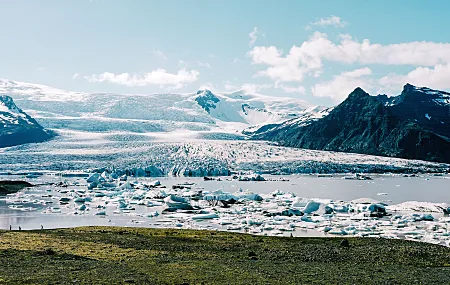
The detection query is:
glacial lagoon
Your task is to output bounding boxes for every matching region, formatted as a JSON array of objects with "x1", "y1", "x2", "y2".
[{"x1": 1, "y1": 173, "x2": 450, "y2": 245}]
